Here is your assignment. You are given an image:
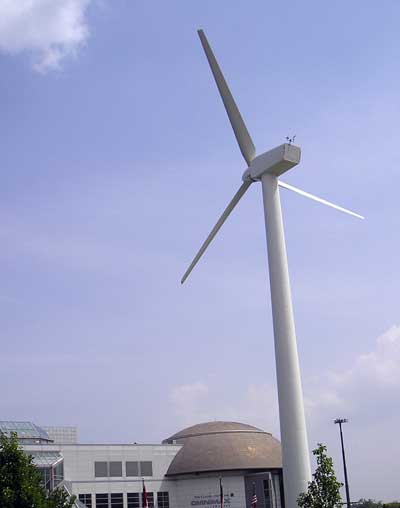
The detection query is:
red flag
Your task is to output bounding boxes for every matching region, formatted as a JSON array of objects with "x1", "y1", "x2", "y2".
[
  {"x1": 143, "y1": 479, "x2": 149, "y2": 508},
  {"x1": 219, "y1": 478, "x2": 224, "y2": 508}
]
